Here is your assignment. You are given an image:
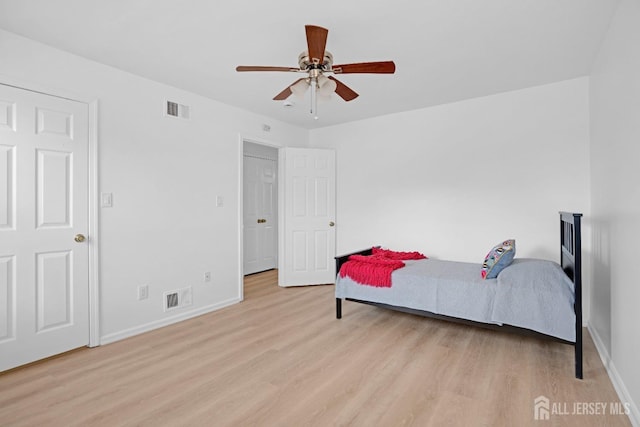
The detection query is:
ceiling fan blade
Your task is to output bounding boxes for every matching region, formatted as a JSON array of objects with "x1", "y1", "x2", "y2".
[
  {"x1": 332, "y1": 61, "x2": 396, "y2": 74},
  {"x1": 328, "y1": 76, "x2": 359, "y2": 102},
  {"x1": 273, "y1": 78, "x2": 306, "y2": 100},
  {"x1": 305, "y1": 25, "x2": 328, "y2": 64},
  {"x1": 236, "y1": 66, "x2": 300, "y2": 72}
]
